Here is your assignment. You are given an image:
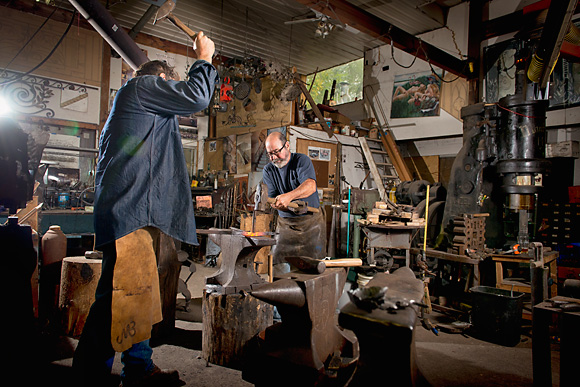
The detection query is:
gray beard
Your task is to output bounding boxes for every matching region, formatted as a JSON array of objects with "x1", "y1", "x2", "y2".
[{"x1": 273, "y1": 159, "x2": 289, "y2": 168}]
